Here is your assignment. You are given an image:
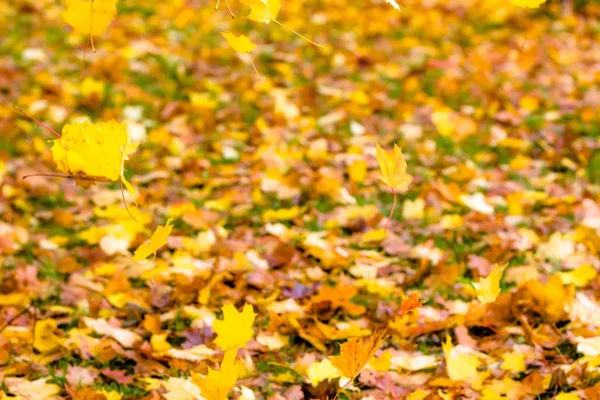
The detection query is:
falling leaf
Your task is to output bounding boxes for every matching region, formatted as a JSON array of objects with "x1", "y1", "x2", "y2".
[
  {"x1": 212, "y1": 304, "x2": 257, "y2": 351},
  {"x1": 133, "y1": 218, "x2": 176, "y2": 261},
  {"x1": 62, "y1": 0, "x2": 118, "y2": 36},
  {"x1": 34, "y1": 319, "x2": 65, "y2": 353},
  {"x1": 508, "y1": 0, "x2": 547, "y2": 8},
  {"x1": 50, "y1": 120, "x2": 137, "y2": 196},
  {"x1": 242, "y1": 0, "x2": 281, "y2": 23},
  {"x1": 192, "y1": 348, "x2": 239, "y2": 400},
  {"x1": 385, "y1": 0, "x2": 401, "y2": 10},
  {"x1": 329, "y1": 328, "x2": 388, "y2": 379},
  {"x1": 375, "y1": 143, "x2": 412, "y2": 192},
  {"x1": 222, "y1": 32, "x2": 256, "y2": 53},
  {"x1": 473, "y1": 263, "x2": 508, "y2": 304}
]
